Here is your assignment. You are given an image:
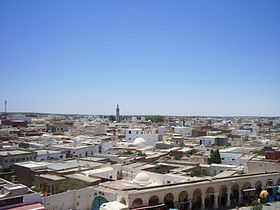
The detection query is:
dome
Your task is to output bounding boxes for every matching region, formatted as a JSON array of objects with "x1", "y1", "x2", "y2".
[
  {"x1": 133, "y1": 137, "x2": 146, "y2": 147},
  {"x1": 133, "y1": 172, "x2": 151, "y2": 186}
]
